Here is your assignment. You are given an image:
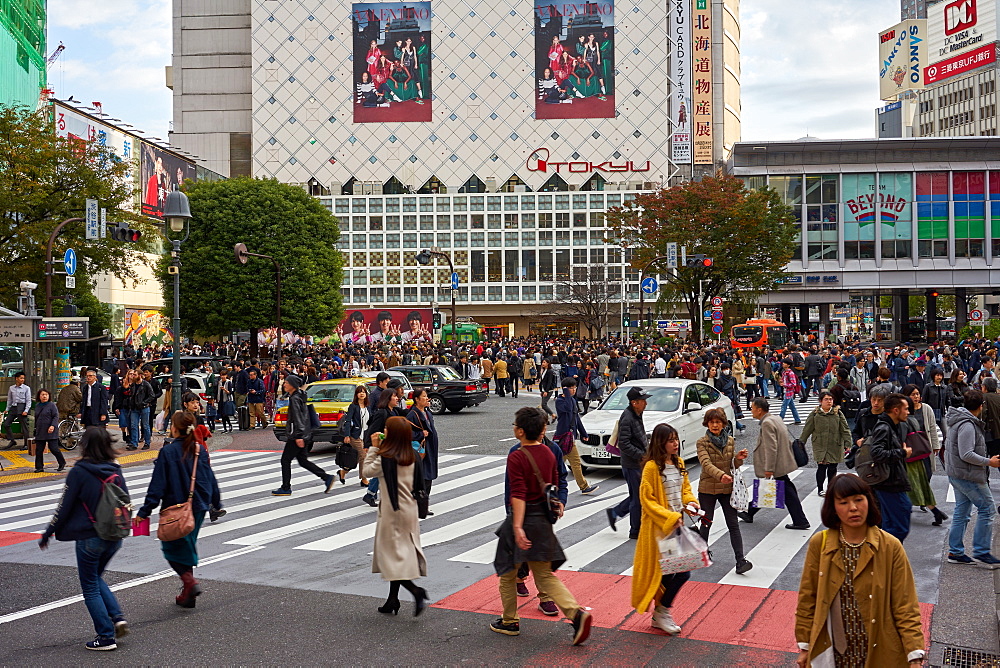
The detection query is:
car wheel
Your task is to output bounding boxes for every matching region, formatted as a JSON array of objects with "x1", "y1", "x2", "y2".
[
  {"x1": 448, "y1": 406, "x2": 463, "y2": 413},
  {"x1": 428, "y1": 395, "x2": 446, "y2": 415}
]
